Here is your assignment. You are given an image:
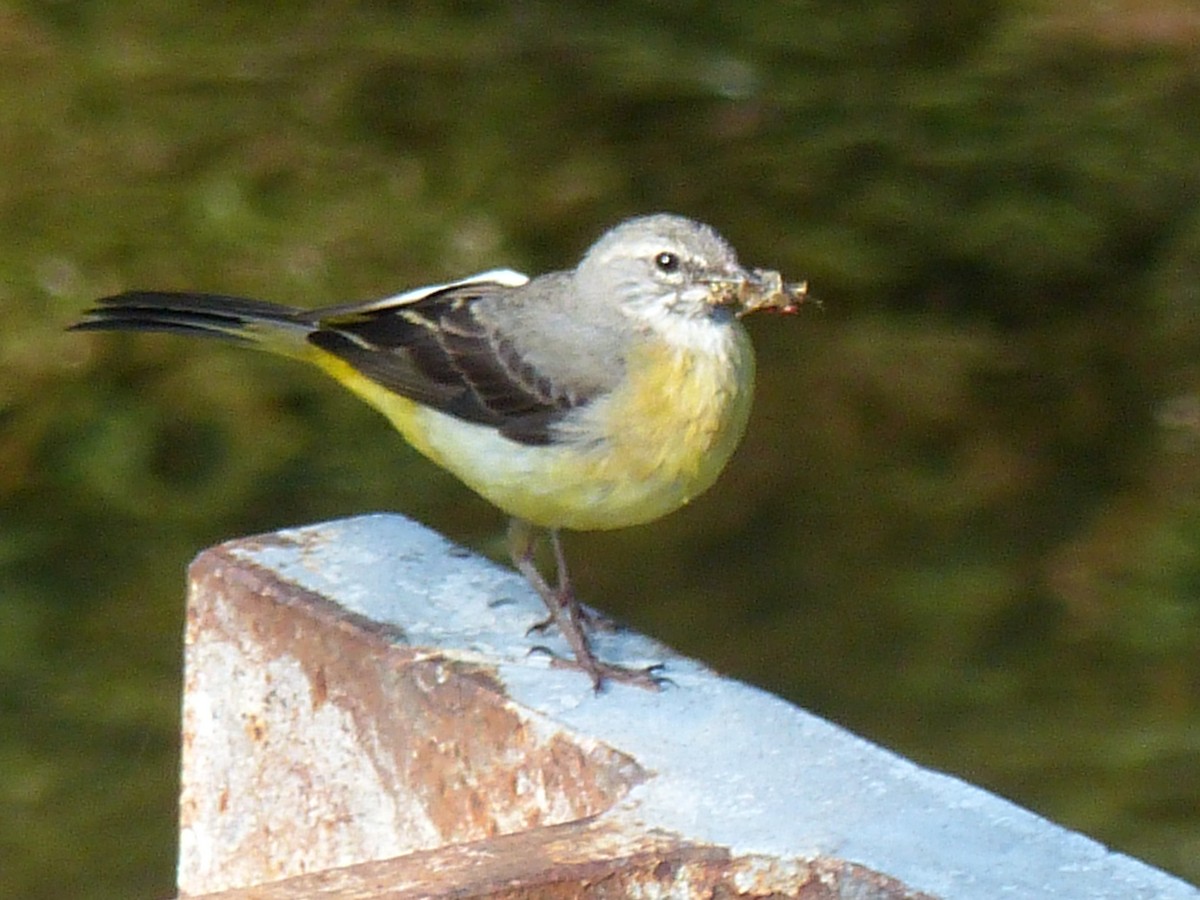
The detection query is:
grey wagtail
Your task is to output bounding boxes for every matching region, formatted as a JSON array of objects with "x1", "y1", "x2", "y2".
[{"x1": 72, "y1": 214, "x2": 810, "y2": 691}]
